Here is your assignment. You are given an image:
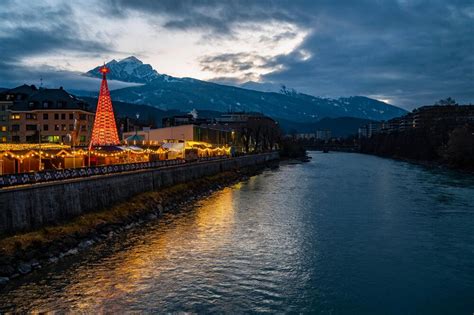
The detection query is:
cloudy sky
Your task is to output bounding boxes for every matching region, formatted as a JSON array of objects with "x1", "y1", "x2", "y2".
[{"x1": 0, "y1": 0, "x2": 472, "y2": 109}]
